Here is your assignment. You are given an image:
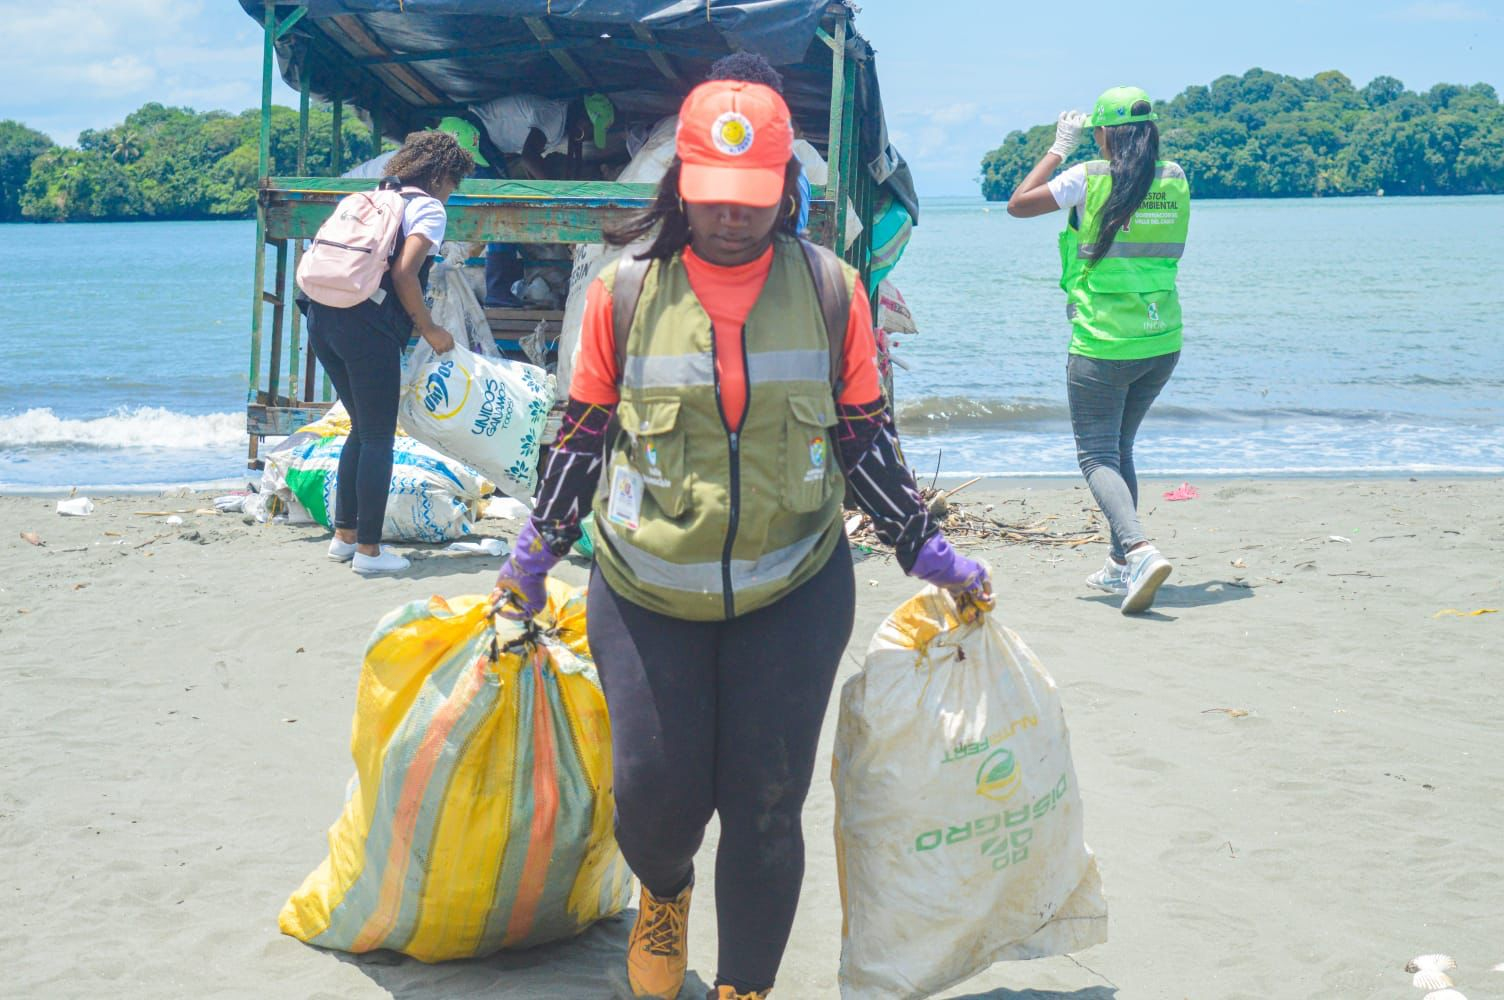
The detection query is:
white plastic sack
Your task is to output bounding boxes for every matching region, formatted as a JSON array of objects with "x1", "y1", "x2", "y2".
[
  {"x1": 428, "y1": 259, "x2": 501, "y2": 358},
  {"x1": 833, "y1": 587, "x2": 1108, "y2": 999},
  {"x1": 283, "y1": 434, "x2": 488, "y2": 543},
  {"x1": 793, "y1": 138, "x2": 863, "y2": 251},
  {"x1": 400, "y1": 343, "x2": 553, "y2": 499},
  {"x1": 555, "y1": 115, "x2": 680, "y2": 405}
]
